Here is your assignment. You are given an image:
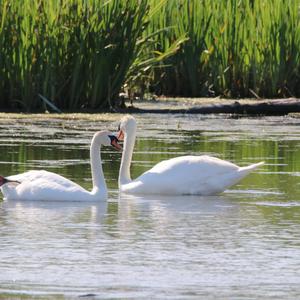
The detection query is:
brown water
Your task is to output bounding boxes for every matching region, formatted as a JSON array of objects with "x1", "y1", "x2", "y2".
[{"x1": 0, "y1": 114, "x2": 300, "y2": 299}]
